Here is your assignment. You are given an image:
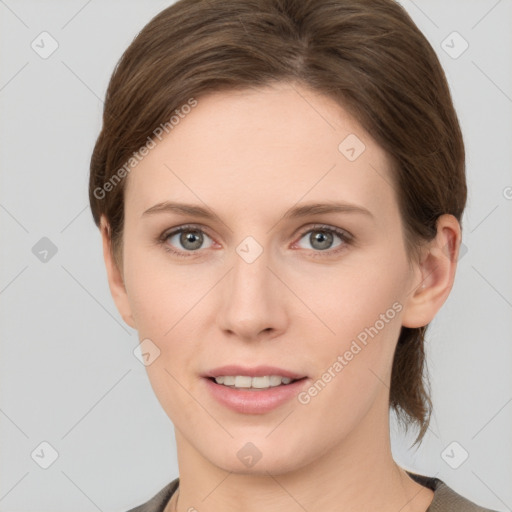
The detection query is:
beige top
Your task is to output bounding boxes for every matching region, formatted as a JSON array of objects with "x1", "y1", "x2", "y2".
[{"x1": 126, "y1": 471, "x2": 499, "y2": 512}]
